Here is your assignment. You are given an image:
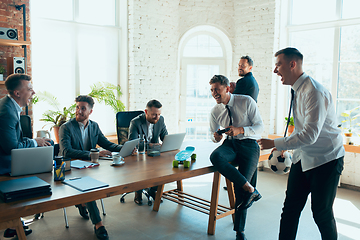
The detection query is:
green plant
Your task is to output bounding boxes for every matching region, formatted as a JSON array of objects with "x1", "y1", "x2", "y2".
[
  {"x1": 0, "y1": 65, "x2": 5, "y2": 74},
  {"x1": 34, "y1": 82, "x2": 125, "y2": 129},
  {"x1": 285, "y1": 116, "x2": 294, "y2": 126},
  {"x1": 341, "y1": 106, "x2": 360, "y2": 133}
]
